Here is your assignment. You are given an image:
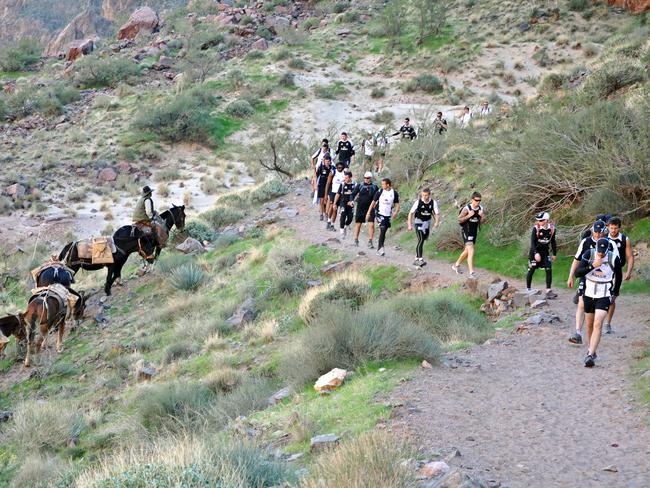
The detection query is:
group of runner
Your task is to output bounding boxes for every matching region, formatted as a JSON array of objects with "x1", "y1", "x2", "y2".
[{"x1": 309, "y1": 121, "x2": 636, "y2": 368}]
